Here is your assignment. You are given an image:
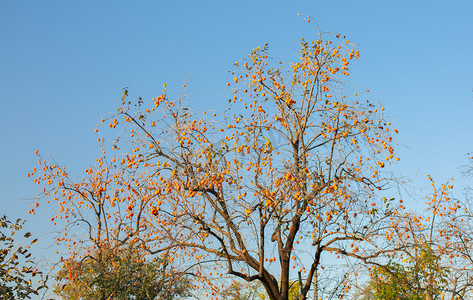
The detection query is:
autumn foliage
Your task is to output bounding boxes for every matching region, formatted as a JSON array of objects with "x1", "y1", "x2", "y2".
[{"x1": 28, "y1": 27, "x2": 473, "y2": 300}]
